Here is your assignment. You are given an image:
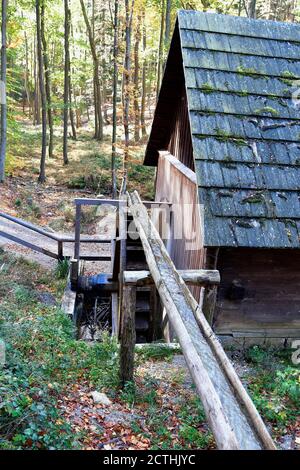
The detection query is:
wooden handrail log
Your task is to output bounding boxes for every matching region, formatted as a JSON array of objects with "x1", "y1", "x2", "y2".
[
  {"x1": 59, "y1": 236, "x2": 112, "y2": 243},
  {"x1": 124, "y1": 269, "x2": 220, "y2": 286},
  {"x1": 74, "y1": 197, "x2": 171, "y2": 207},
  {"x1": 74, "y1": 198, "x2": 123, "y2": 206}
]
